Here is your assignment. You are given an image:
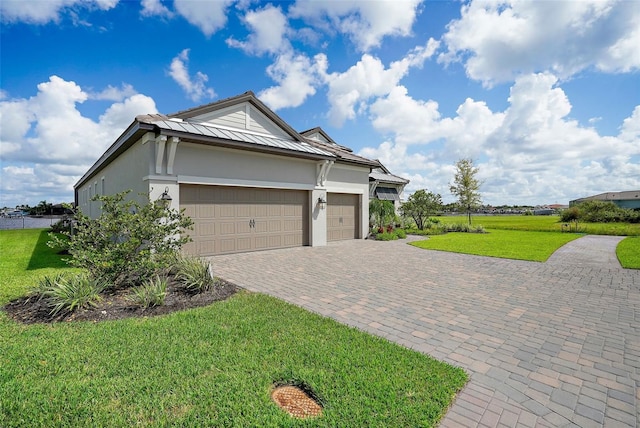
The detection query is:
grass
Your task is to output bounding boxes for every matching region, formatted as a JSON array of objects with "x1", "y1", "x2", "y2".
[
  {"x1": 617, "y1": 237, "x2": 640, "y2": 269},
  {"x1": 410, "y1": 229, "x2": 582, "y2": 262},
  {"x1": 0, "y1": 229, "x2": 467, "y2": 427},
  {"x1": 436, "y1": 215, "x2": 640, "y2": 236}
]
